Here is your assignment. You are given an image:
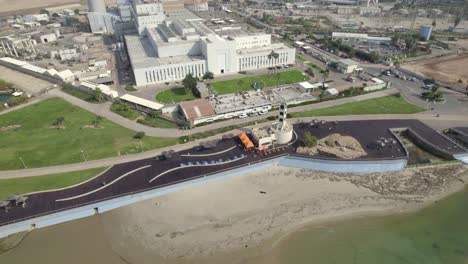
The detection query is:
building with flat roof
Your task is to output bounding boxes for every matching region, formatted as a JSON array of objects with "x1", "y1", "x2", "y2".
[
  {"x1": 336, "y1": 58, "x2": 359, "y2": 74},
  {"x1": 126, "y1": 20, "x2": 295, "y2": 86},
  {"x1": 332, "y1": 32, "x2": 391, "y2": 45}
]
